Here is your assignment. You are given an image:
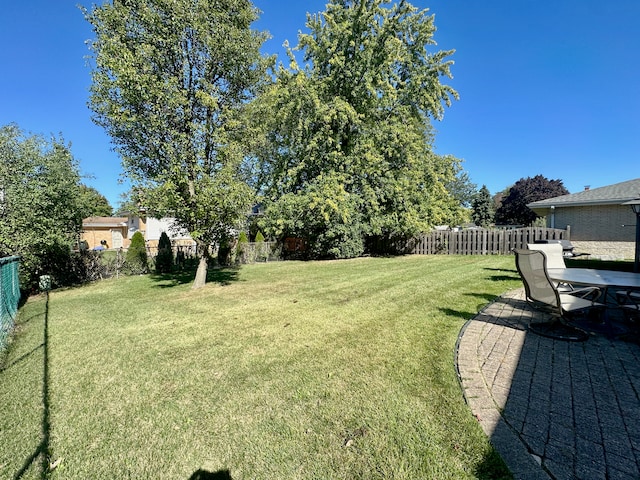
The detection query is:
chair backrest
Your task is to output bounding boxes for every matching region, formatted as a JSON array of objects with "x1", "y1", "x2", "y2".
[
  {"x1": 526, "y1": 243, "x2": 566, "y2": 269},
  {"x1": 514, "y1": 249, "x2": 561, "y2": 312}
]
